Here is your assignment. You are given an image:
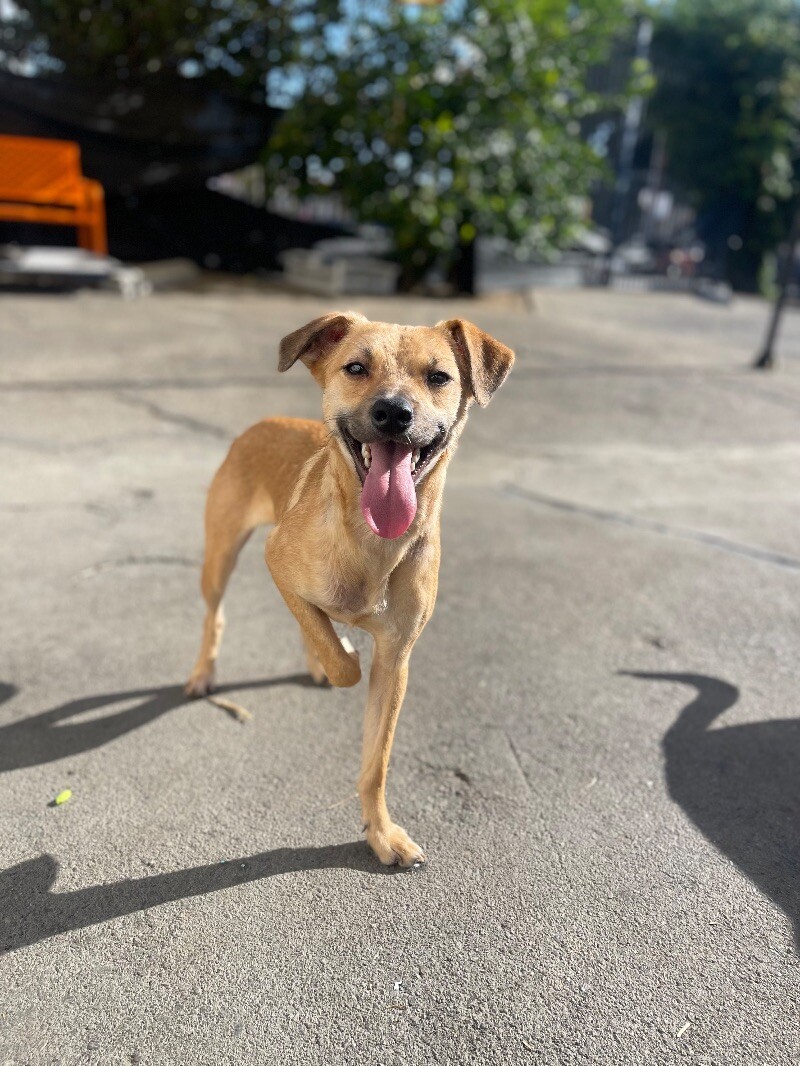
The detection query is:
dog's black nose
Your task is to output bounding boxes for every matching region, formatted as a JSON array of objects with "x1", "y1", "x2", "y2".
[{"x1": 370, "y1": 396, "x2": 413, "y2": 436}]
